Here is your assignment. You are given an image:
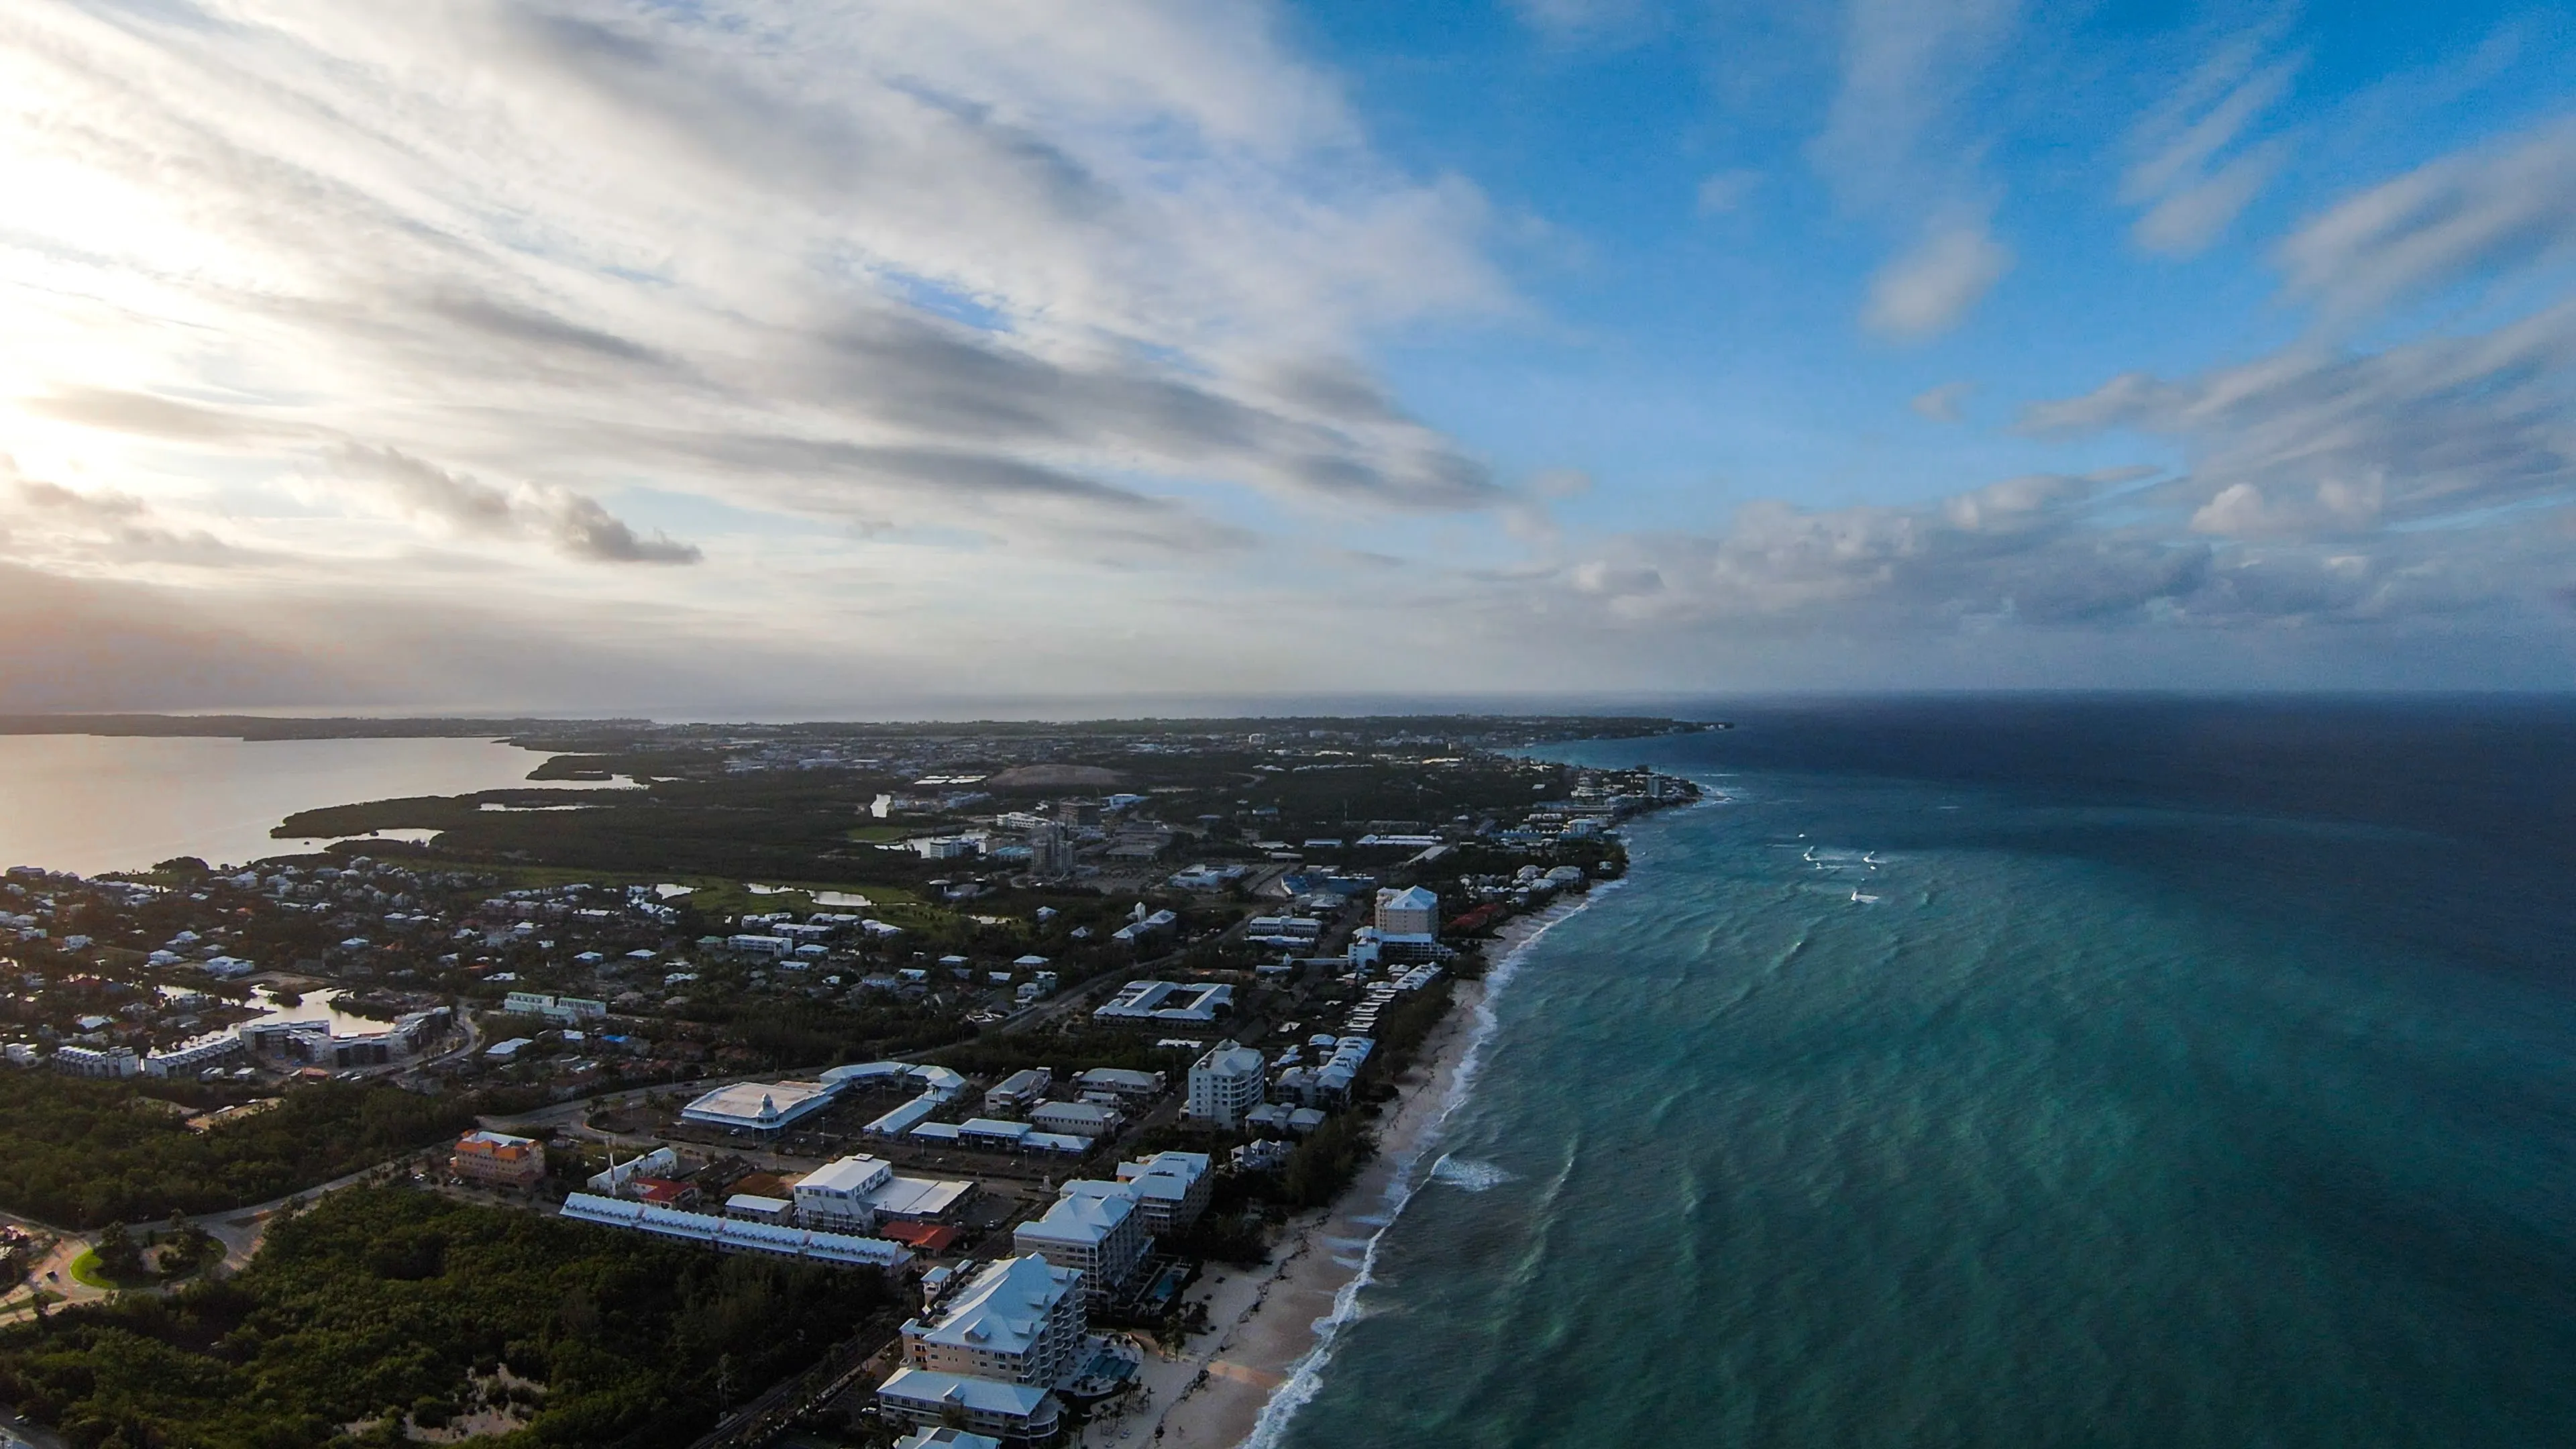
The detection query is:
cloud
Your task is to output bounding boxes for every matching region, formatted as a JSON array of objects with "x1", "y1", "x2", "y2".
[
  {"x1": 1695, "y1": 168, "x2": 1762, "y2": 216},
  {"x1": 335, "y1": 447, "x2": 702, "y2": 565},
  {"x1": 2277, "y1": 115, "x2": 2576, "y2": 319},
  {"x1": 1910, "y1": 380, "x2": 1976, "y2": 423},
  {"x1": 2024, "y1": 300, "x2": 2576, "y2": 539},
  {"x1": 1864, "y1": 223, "x2": 2014, "y2": 338},
  {"x1": 2120, "y1": 28, "x2": 2300, "y2": 256},
  {"x1": 0, "y1": 462, "x2": 247, "y2": 567},
  {"x1": 0, "y1": 0, "x2": 1509, "y2": 602},
  {"x1": 1509, "y1": 0, "x2": 1654, "y2": 42}
]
